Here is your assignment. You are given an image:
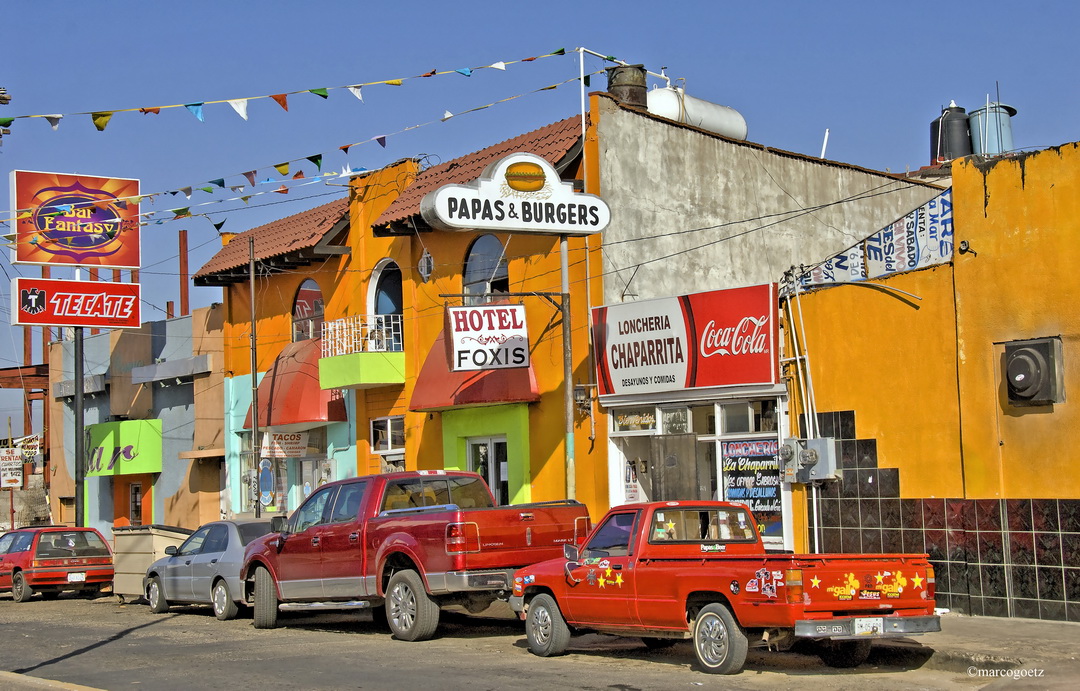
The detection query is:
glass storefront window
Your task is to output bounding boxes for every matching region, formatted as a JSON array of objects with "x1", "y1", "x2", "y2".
[
  {"x1": 691, "y1": 405, "x2": 715, "y2": 435},
  {"x1": 720, "y1": 402, "x2": 750, "y2": 434},
  {"x1": 612, "y1": 407, "x2": 657, "y2": 435},
  {"x1": 661, "y1": 408, "x2": 689, "y2": 434},
  {"x1": 371, "y1": 417, "x2": 405, "y2": 452}
]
